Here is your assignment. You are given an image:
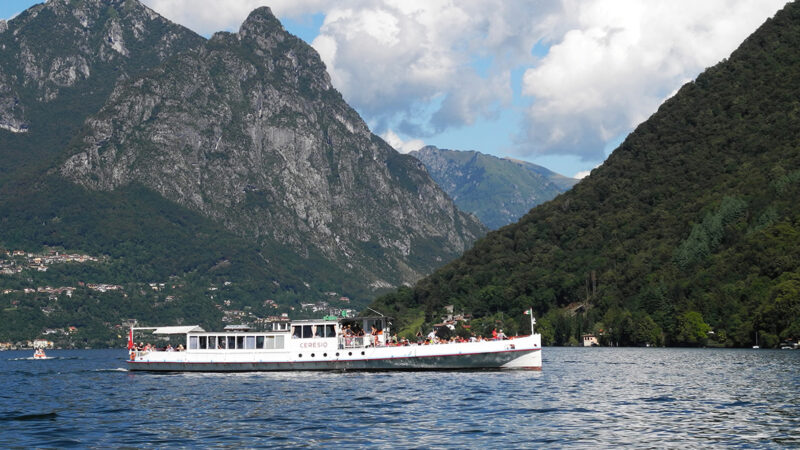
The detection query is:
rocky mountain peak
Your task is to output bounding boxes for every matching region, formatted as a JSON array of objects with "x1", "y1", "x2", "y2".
[
  {"x1": 230, "y1": 5, "x2": 334, "y2": 96},
  {"x1": 416, "y1": 145, "x2": 443, "y2": 155},
  {"x1": 60, "y1": 6, "x2": 485, "y2": 290},
  {"x1": 238, "y1": 6, "x2": 283, "y2": 41},
  {"x1": 40, "y1": 0, "x2": 158, "y2": 26},
  {"x1": 210, "y1": 31, "x2": 232, "y2": 43},
  {"x1": 0, "y1": 0, "x2": 203, "y2": 173}
]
